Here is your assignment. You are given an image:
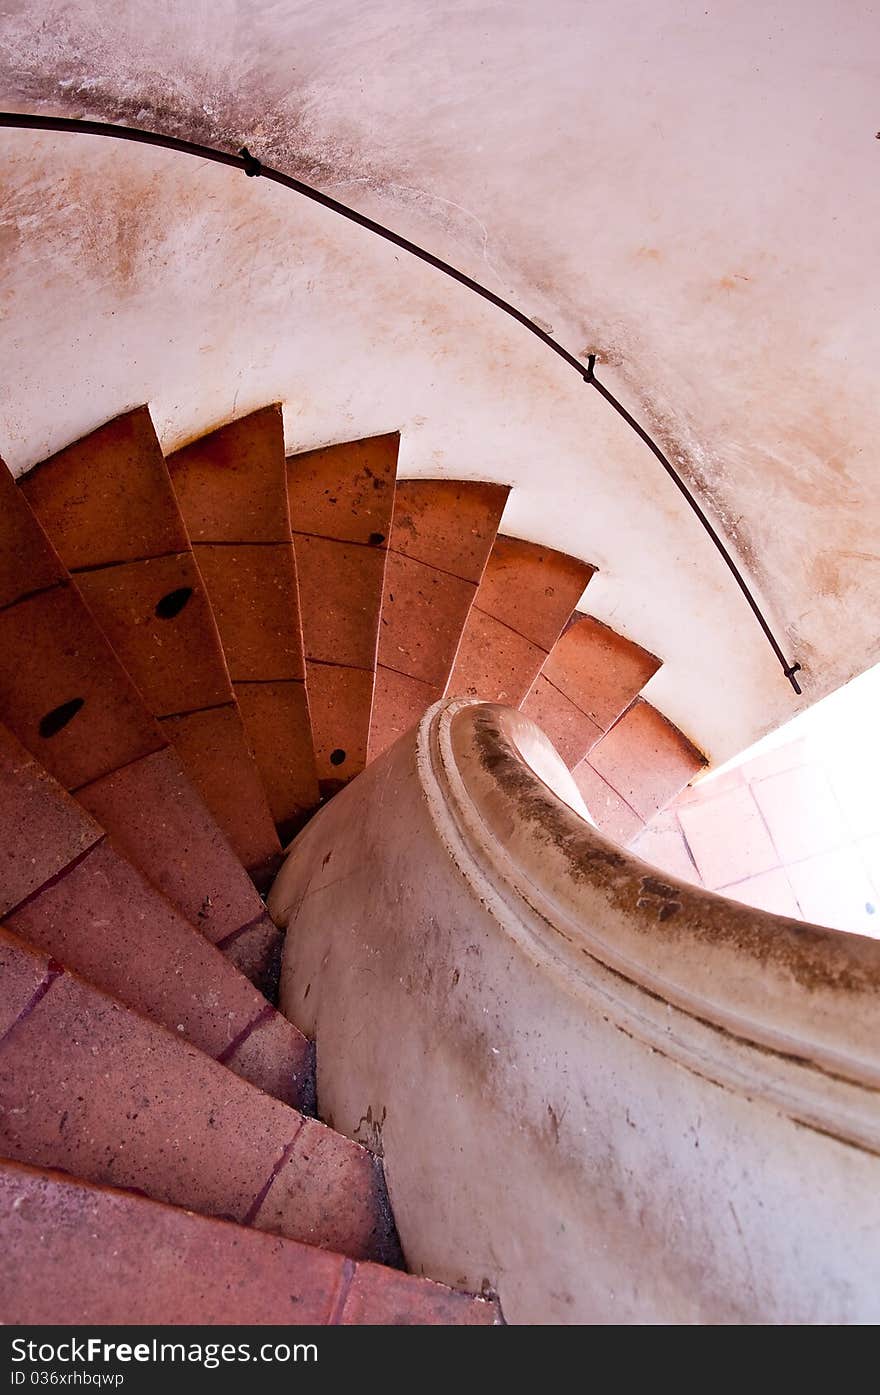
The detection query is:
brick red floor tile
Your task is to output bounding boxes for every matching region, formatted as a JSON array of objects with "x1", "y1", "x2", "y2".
[
  {"x1": 76, "y1": 746, "x2": 270, "y2": 946},
  {"x1": 0, "y1": 722, "x2": 102, "y2": 914},
  {"x1": 169, "y1": 405, "x2": 292, "y2": 544},
  {"x1": 295, "y1": 534, "x2": 387, "y2": 670},
  {"x1": 193, "y1": 543, "x2": 306, "y2": 682},
  {"x1": 234, "y1": 681, "x2": 319, "y2": 832},
  {"x1": 74, "y1": 552, "x2": 232, "y2": 717},
  {"x1": 305, "y1": 662, "x2": 376, "y2": 791},
  {"x1": 158, "y1": 705, "x2": 283, "y2": 876},
  {"x1": 19, "y1": 407, "x2": 189, "y2": 568}
]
